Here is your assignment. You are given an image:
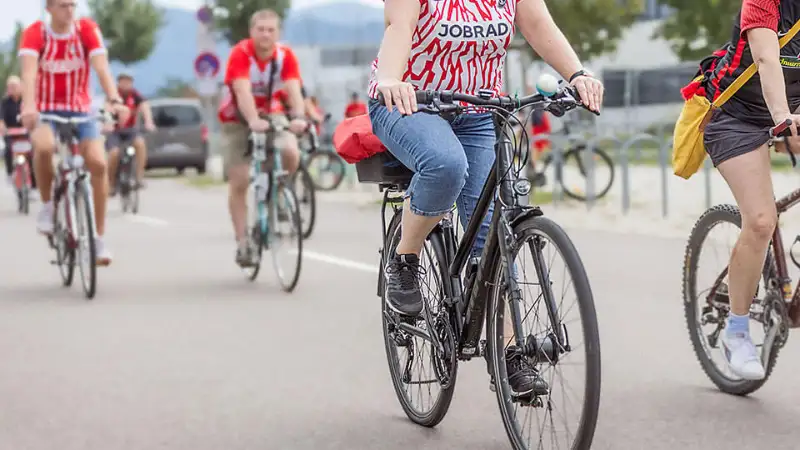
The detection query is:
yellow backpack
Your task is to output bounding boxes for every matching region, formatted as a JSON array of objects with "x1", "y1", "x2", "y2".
[{"x1": 672, "y1": 21, "x2": 800, "y2": 179}]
